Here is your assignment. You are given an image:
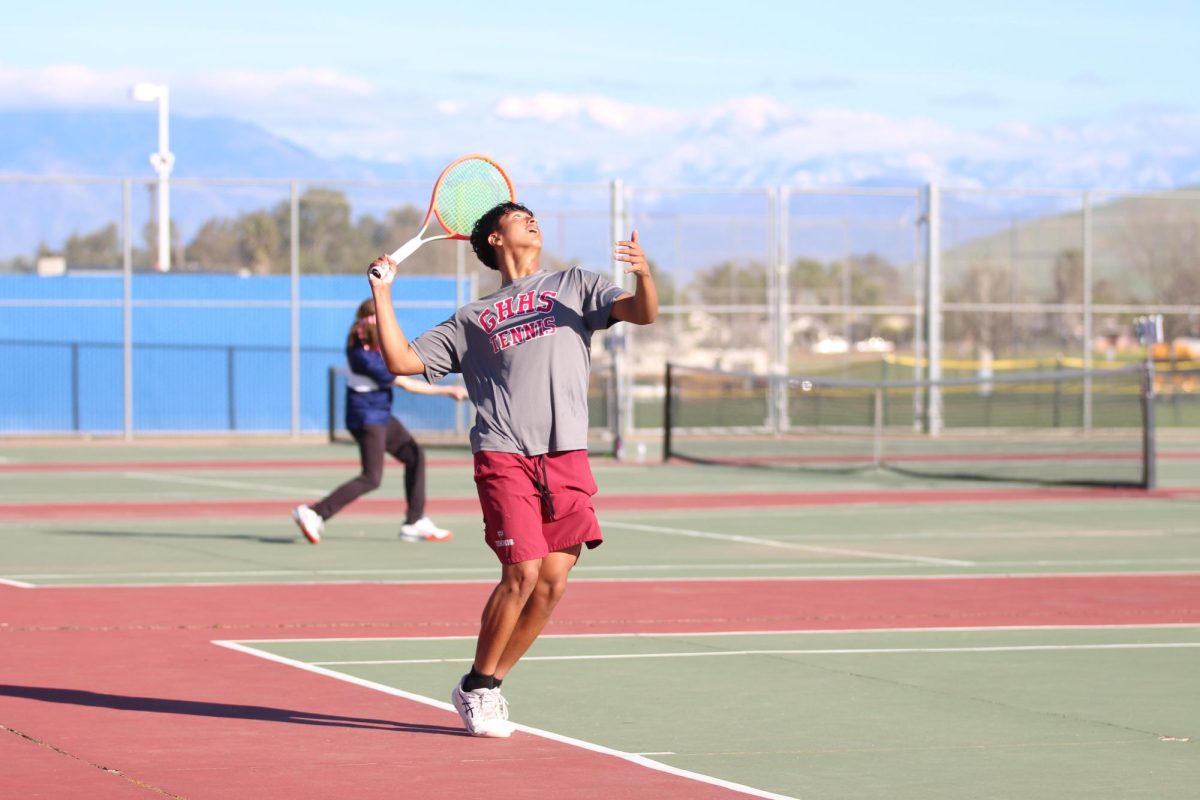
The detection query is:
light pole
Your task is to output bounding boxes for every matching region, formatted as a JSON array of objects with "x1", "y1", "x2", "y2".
[{"x1": 131, "y1": 82, "x2": 174, "y2": 272}]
